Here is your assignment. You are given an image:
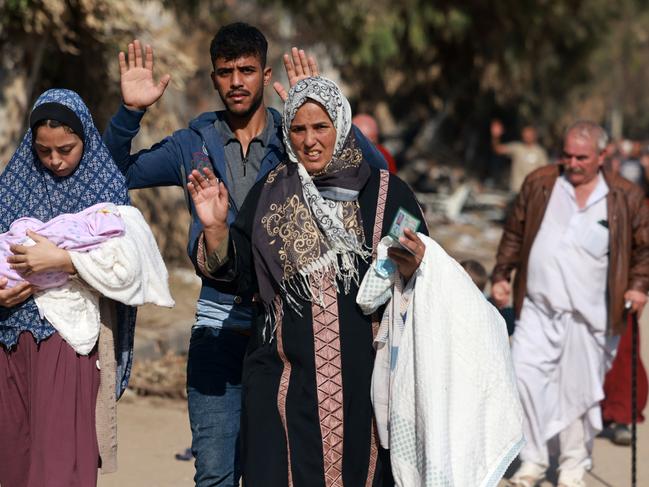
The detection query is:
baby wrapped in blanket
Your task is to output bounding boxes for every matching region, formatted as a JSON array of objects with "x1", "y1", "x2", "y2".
[
  {"x1": 0, "y1": 203, "x2": 125, "y2": 288},
  {"x1": 1, "y1": 202, "x2": 174, "y2": 354}
]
